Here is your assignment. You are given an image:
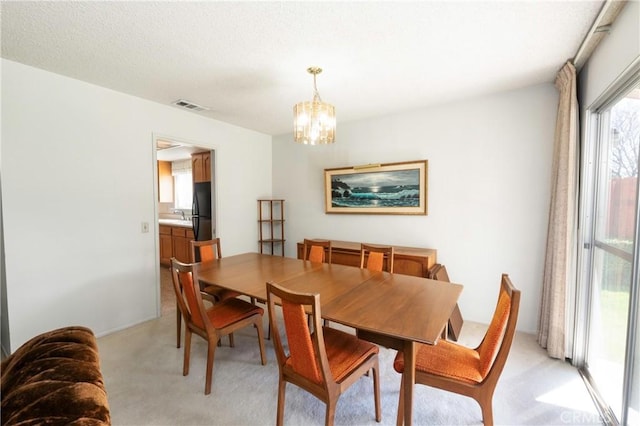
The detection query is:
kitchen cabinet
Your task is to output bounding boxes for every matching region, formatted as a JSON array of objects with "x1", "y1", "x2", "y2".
[
  {"x1": 159, "y1": 224, "x2": 194, "y2": 266},
  {"x1": 172, "y1": 226, "x2": 194, "y2": 263},
  {"x1": 191, "y1": 152, "x2": 211, "y2": 183},
  {"x1": 157, "y1": 161, "x2": 174, "y2": 203},
  {"x1": 159, "y1": 225, "x2": 173, "y2": 265}
]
